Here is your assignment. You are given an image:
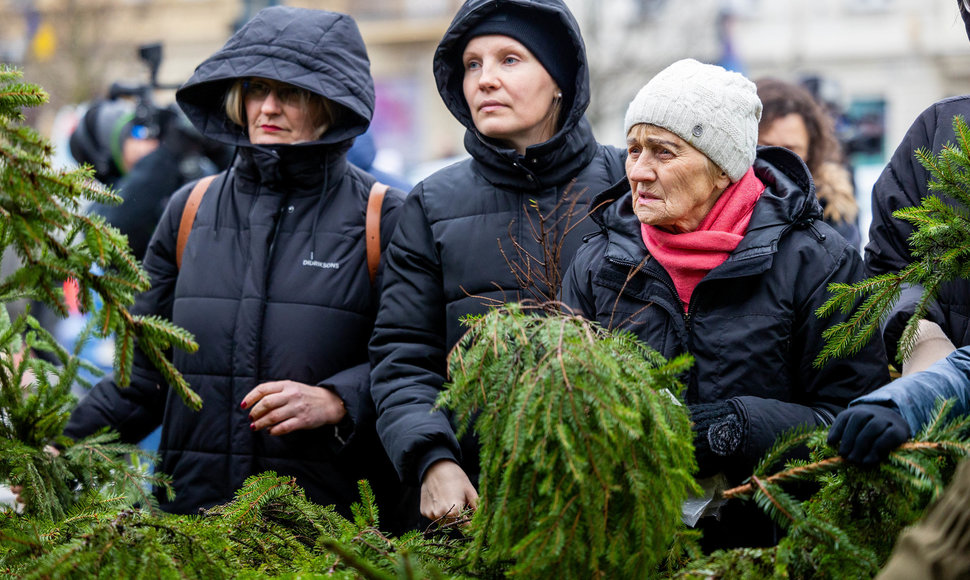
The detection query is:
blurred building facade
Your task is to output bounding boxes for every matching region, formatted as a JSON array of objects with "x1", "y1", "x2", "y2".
[{"x1": 2, "y1": 0, "x2": 970, "y2": 186}]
